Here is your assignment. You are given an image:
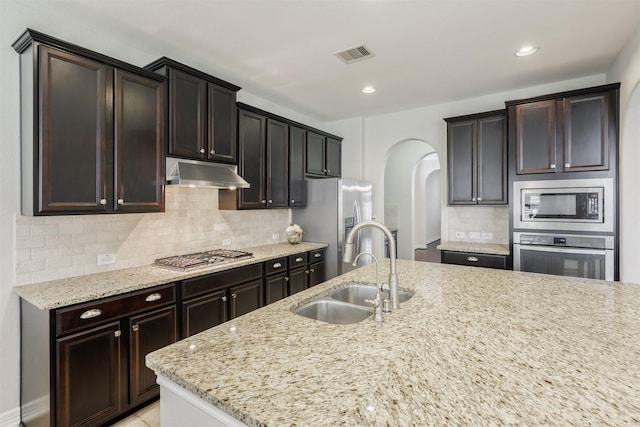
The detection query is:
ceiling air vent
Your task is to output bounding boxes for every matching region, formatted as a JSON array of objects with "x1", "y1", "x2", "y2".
[{"x1": 334, "y1": 45, "x2": 375, "y2": 64}]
